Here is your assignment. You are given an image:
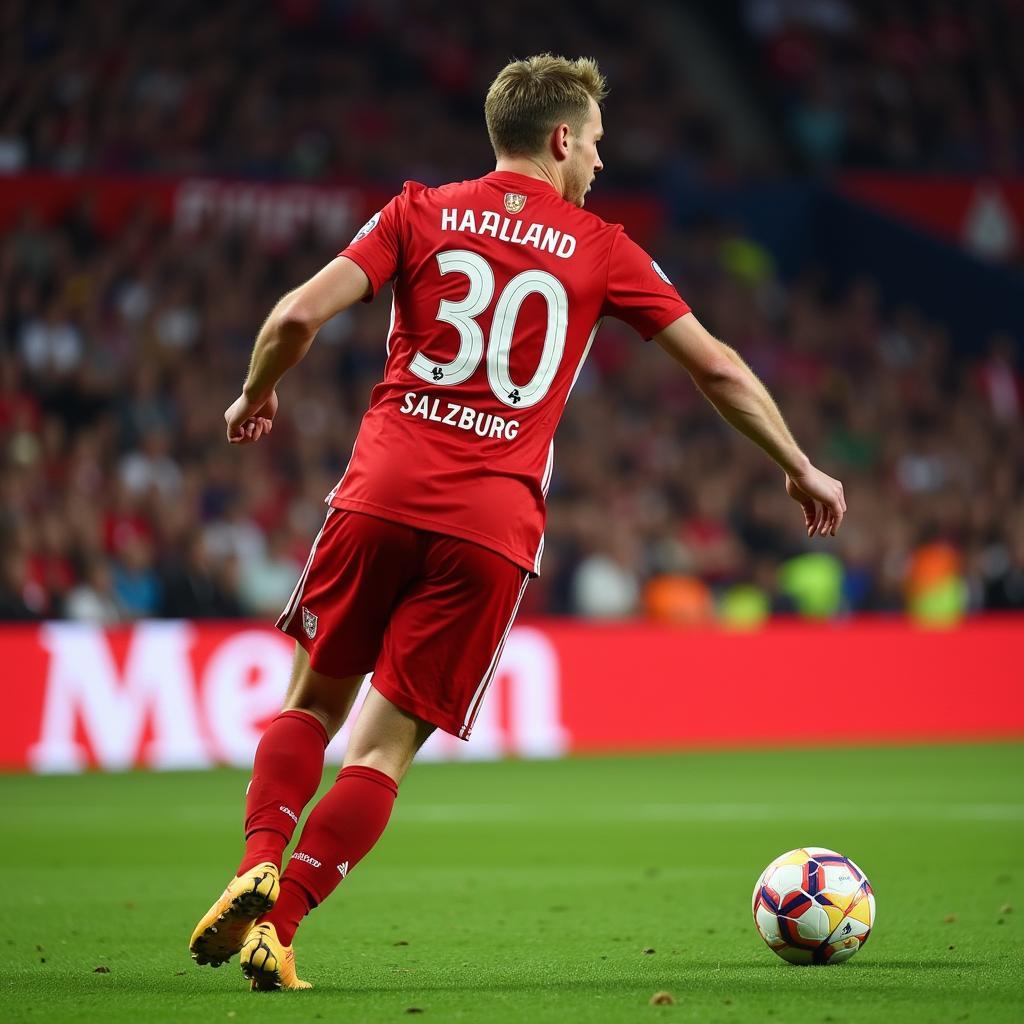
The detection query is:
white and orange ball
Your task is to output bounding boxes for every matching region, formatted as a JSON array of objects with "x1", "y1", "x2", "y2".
[{"x1": 752, "y1": 847, "x2": 875, "y2": 965}]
